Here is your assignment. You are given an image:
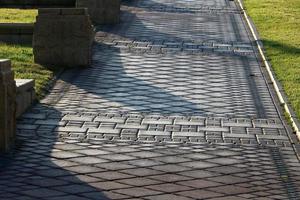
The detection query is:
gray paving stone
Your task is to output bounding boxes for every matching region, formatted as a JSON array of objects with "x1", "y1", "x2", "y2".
[
  {"x1": 208, "y1": 185, "x2": 254, "y2": 195},
  {"x1": 54, "y1": 184, "x2": 97, "y2": 194},
  {"x1": 118, "y1": 177, "x2": 161, "y2": 186},
  {"x1": 179, "y1": 161, "x2": 218, "y2": 169},
  {"x1": 113, "y1": 187, "x2": 162, "y2": 197},
  {"x1": 74, "y1": 149, "x2": 110, "y2": 156},
  {"x1": 178, "y1": 179, "x2": 222, "y2": 188},
  {"x1": 209, "y1": 157, "x2": 243, "y2": 165},
  {"x1": 47, "y1": 195, "x2": 91, "y2": 200},
  {"x1": 147, "y1": 173, "x2": 192, "y2": 183},
  {"x1": 101, "y1": 154, "x2": 136, "y2": 161},
  {"x1": 177, "y1": 189, "x2": 224, "y2": 199},
  {"x1": 69, "y1": 157, "x2": 108, "y2": 164},
  {"x1": 20, "y1": 188, "x2": 66, "y2": 198},
  {"x1": 120, "y1": 168, "x2": 164, "y2": 176},
  {"x1": 50, "y1": 151, "x2": 83, "y2": 159},
  {"x1": 90, "y1": 171, "x2": 134, "y2": 180},
  {"x1": 145, "y1": 194, "x2": 193, "y2": 200},
  {"x1": 151, "y1": 164, "x2": 191, "y2": 172},
  {"x1": 66, "y1": 166, "x2": 105, "y2": 174},
  {"x1": 179, "y1": 170, "x2": 219, "y2": 178},
  {"x1": 63, "y1": 115, "x2": 95, "y2": 121},
  {"x1": 146, "y1": 183, "x2": 192, "y2": 193},
  {"x1": 89, "y1": 181, "x2": 130, "y2": 190},
  {"x1": 208, "y1": 175, "x2": 249, "y2": 184},
  {"x1": 55, "y1": 127, "x2": 88, "y2": 133}
]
